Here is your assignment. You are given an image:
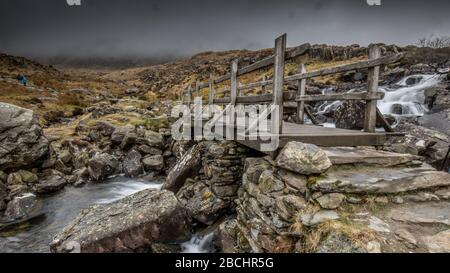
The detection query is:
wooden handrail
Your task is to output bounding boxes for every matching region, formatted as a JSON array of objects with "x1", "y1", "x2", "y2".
[
  {"x1": 196, "y1": 43, "x2": 311, "y2": 89},
  {"x1": 180, "y1": 34, "x2": 401, "y2": 135},
  {"x1": 210, "y1": 91, "x2": 384, "y2": 105}
]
